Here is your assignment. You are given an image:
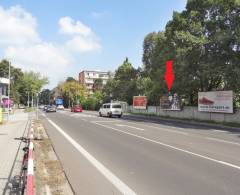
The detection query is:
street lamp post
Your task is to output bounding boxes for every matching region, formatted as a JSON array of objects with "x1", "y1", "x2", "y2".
[
  {"x1": 36, "y1": 92, "x2": 39, "y2": 120},
  {"x1": 27, "y1": 91, "x2": 30, "y2": 107},
  {"x1": 7, "y1": 61, "x2": 11, "y2": 121}
]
